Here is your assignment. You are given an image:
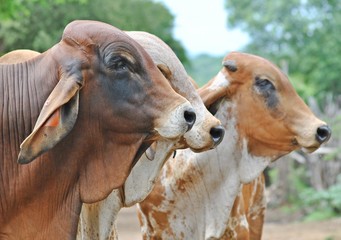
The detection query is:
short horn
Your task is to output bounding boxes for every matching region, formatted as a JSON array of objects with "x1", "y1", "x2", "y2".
[{"x1": 222, "y1": 60, "x2": 238, "y2": 72}]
